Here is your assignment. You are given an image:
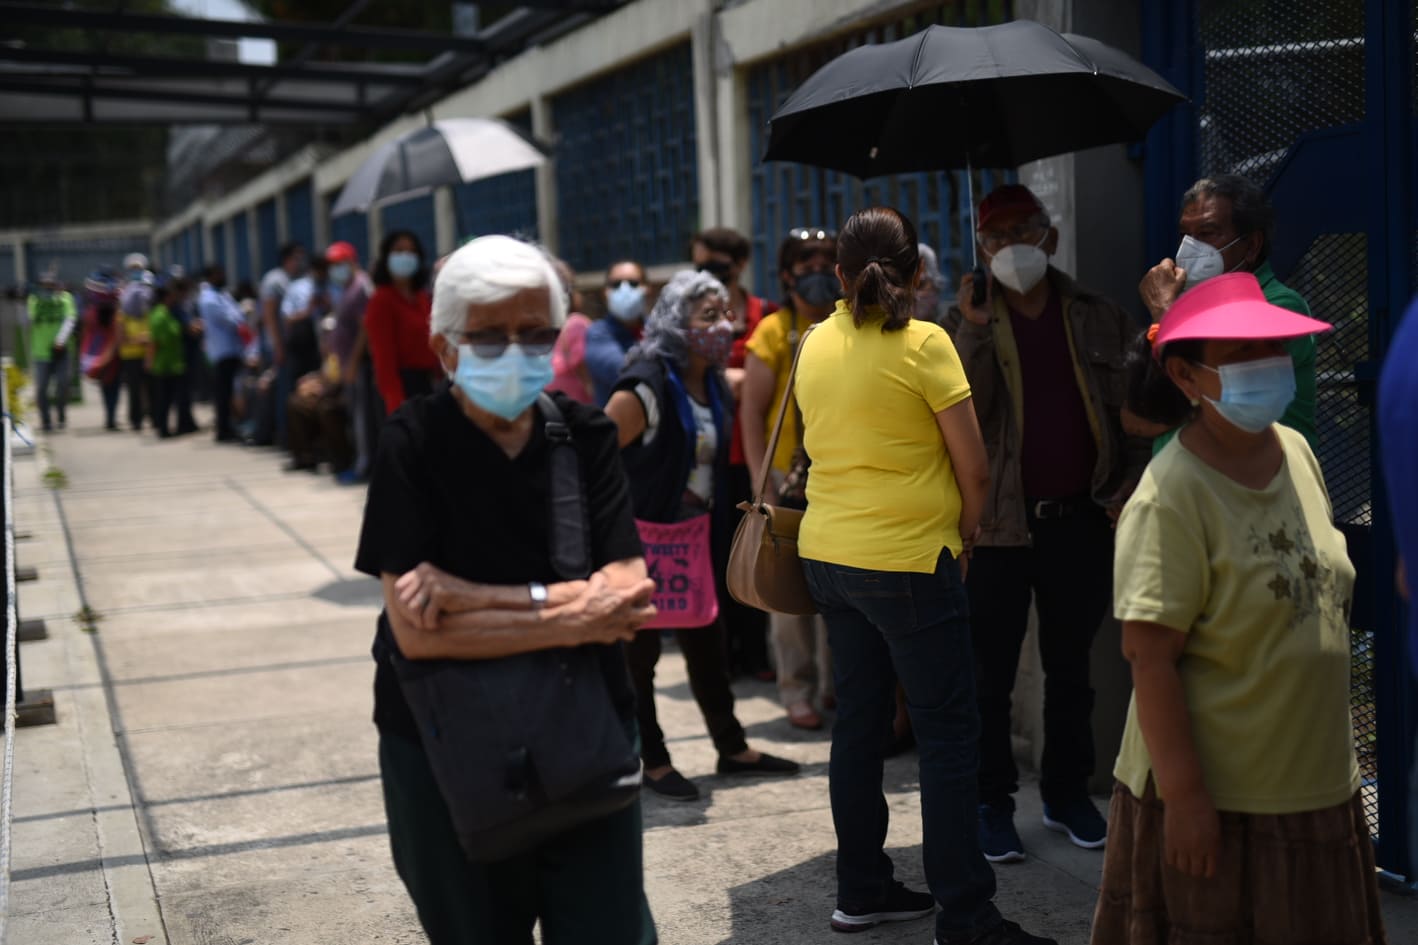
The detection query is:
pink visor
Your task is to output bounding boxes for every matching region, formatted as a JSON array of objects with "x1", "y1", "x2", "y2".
[{"x1": 1155, "y1": 272, "x2": 1331, "y2": 351}]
